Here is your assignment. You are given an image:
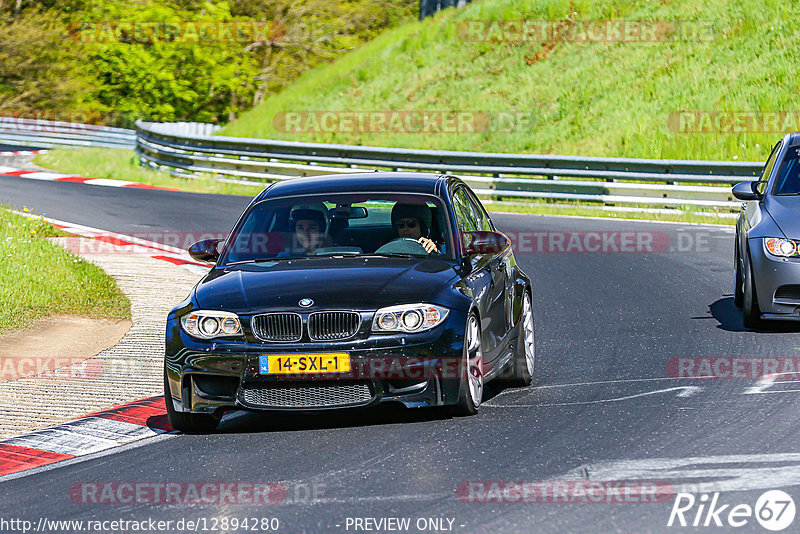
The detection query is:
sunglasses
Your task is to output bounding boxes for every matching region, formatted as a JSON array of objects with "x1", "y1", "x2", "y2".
[{"x1": 395, "y1": 219, "x2": 418, "y2": 229}]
